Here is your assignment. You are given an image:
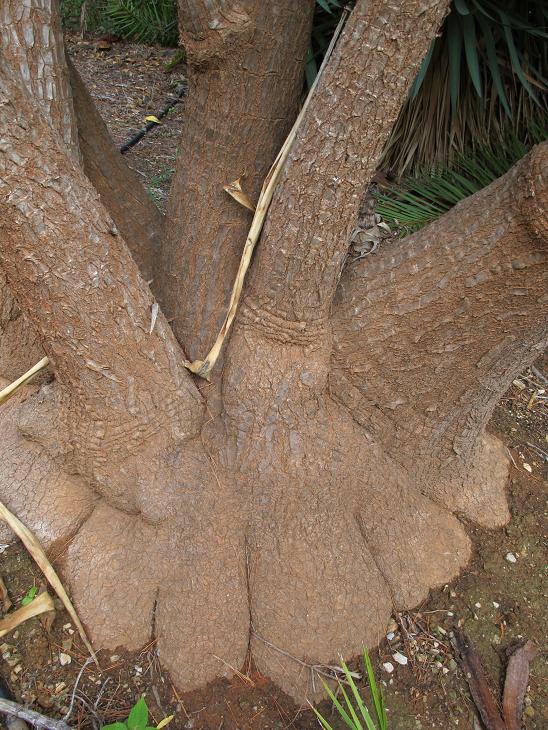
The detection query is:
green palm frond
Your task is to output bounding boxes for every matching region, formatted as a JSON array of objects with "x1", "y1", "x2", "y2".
[
  {"x1": 376, "y1": 127, "x2": 546, "y2": 233},
  {"x1": 382, "y1": 0, "x2": 547, "y2": 175}
]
